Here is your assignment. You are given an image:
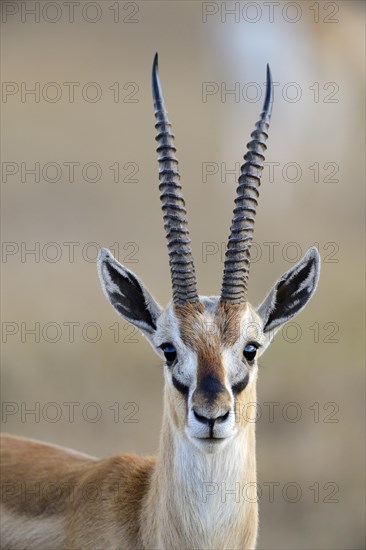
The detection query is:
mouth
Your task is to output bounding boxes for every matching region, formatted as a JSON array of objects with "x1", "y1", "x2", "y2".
[
  {"x1": 186, "y1": 413, "x2": 236, "y2": 445},
  {"x1": 195, "y1": 435, "x2": 227, "y2": 441},
  {"x1": 191, "y1": 434, "x2": 232, "y2": 447}
]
